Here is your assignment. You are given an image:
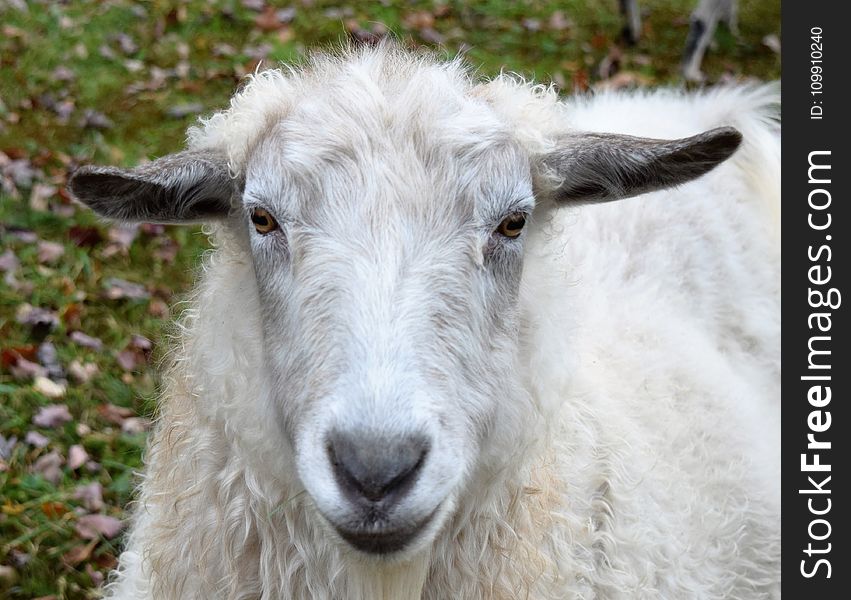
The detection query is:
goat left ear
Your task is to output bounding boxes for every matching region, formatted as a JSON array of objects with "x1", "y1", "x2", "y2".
[
  {"x1": 538, "y1": 126, "x2": 742, "y2": 204},
  {"x1": 68, "y1": 149, "x2": 235, "y2": 223}
]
